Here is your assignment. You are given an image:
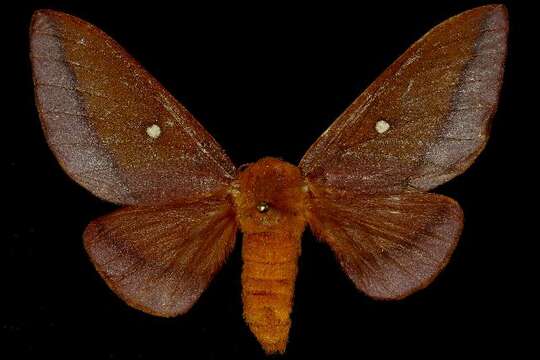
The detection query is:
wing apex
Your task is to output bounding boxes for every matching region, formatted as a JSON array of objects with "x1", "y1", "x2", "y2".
[{"x1": 300, "y1": 5, "x2": 508, "y2": 193}]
